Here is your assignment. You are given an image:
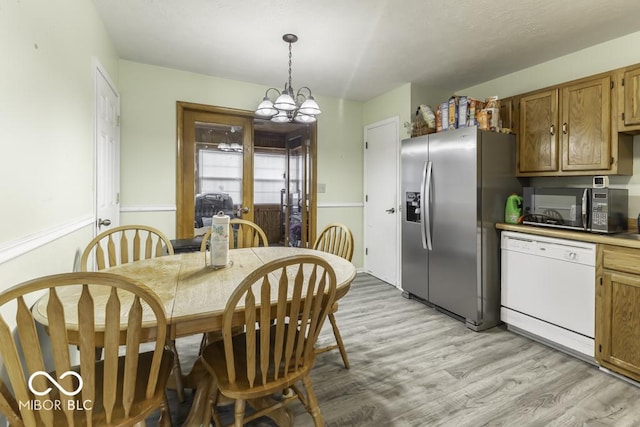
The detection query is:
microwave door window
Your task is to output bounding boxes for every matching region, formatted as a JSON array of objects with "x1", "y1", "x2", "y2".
[{"x1": 532, "y1": 194, "x2": 578, "y2": 225}]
